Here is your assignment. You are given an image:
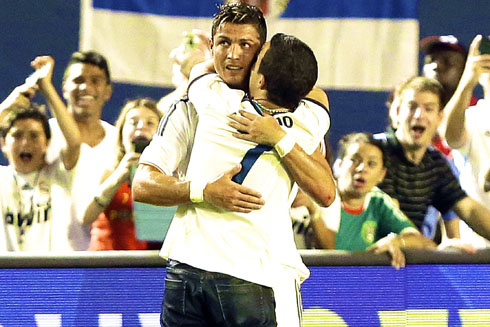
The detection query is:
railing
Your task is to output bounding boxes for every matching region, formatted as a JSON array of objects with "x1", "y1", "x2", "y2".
[
  {"x1": 1, "y1": 248, "x2": 489, "y2": 267},
  {"x1": 1, "y1": 249, "x2": 489, "y2": 326}
]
